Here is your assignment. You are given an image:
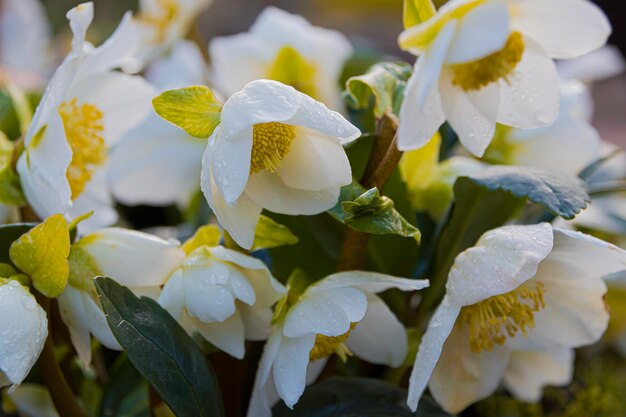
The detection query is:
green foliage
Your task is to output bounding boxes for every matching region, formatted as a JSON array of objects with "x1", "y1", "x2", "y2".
[
  {"x1": 344, "y1": 62, "x2": 412, "y2": 118},
  {"x1": 152, "y1": 86, "x2": 222, "y2": 138},
  {"x1": 252, "y1": 215, "x2": 299, "y2": 251},
  {"x1": 0, "y1": 134, "x2": 26, "y2": 205},
  {"x1": 100, "y1": 355, "x2": 150, "y2": 417},
  {"x1": 95, "y1": 277, "x2": 225, "y2": 417},
  {"x1": 468, "y1": 165, "x2": 590, "y2": 220},
  {"x1": 329, "y1": 181, "x2": 421, "y2": 242},
  {"x1": 273, "y1": 377, "x2": 450, "y2": 416}
]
